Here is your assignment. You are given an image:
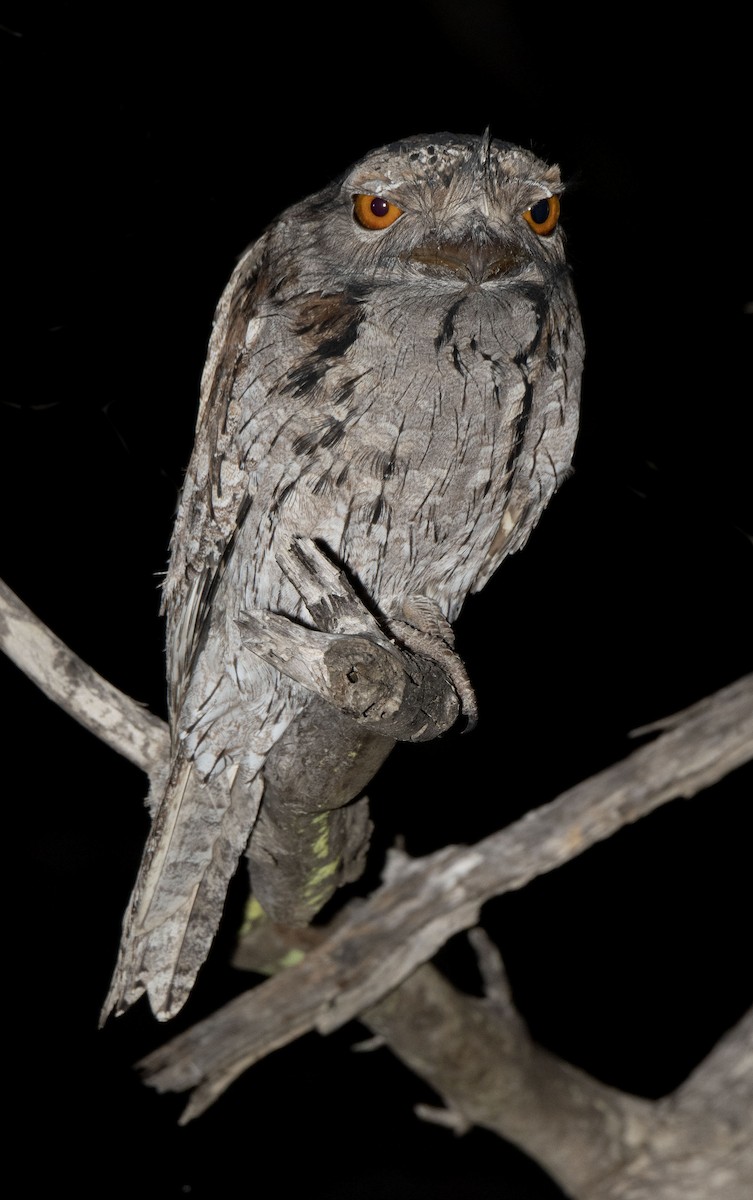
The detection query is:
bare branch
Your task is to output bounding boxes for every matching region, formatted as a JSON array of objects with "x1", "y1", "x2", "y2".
[
  {"x1": 240, "y1": 537, "x2": 462, "y2": 741},
  {"x1": 362, "y1": 961, "x2": 753, "y2": 1199},
  {"x1": 239, "y1": 612, "x2": 461, "y2": 742},
  {"x1": 4, "y1": 571, "x2": 751, "y2": 1191},
  {"x1": 138, "y1": 673, "x2": 753, "y2": 1120},
  {"x1": 0, "y1": 578, "x2": 168, "y2": 773},
  {"x1": 364, "y1": 960, "x2": 654, "y2": 1198},
  {"x1": 671, "y1": 1007, "x2": 753, "y2": 1125}
]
